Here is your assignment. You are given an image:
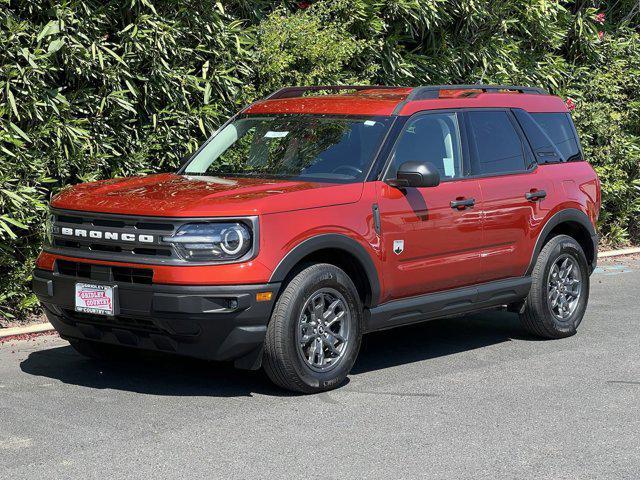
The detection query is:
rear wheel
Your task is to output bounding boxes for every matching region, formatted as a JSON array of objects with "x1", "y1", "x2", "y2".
[
  {"x1": 263, "y1": 263, "x2": 363, "y2": 393},
  {"x1": 520, "y1": 234, "x2": 590, "y2": 338}
]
